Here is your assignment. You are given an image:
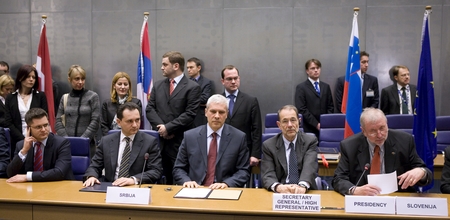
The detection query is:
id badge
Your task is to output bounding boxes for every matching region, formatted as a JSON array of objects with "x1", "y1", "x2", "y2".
[{"x1": 366, "y1": 90, "x2": 374, "y2": 97}]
